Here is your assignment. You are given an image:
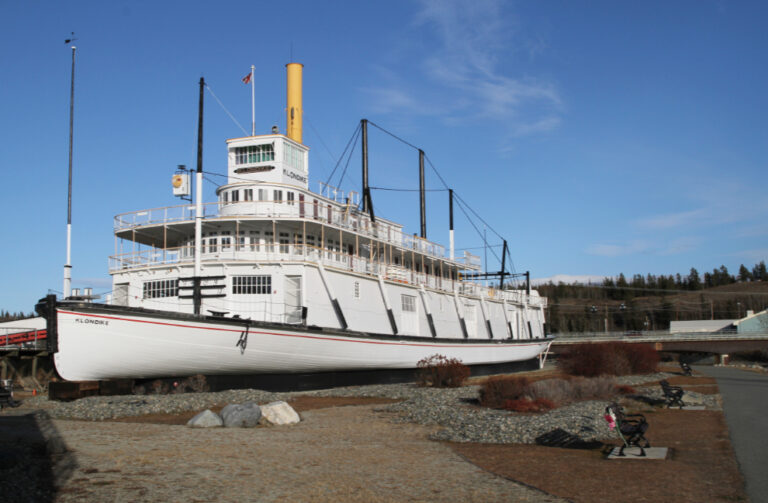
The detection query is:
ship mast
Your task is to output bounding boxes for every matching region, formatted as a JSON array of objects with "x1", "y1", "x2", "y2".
[
  {"x1": 193, "y1": 77, "x2": 205, "y2": 315},
  {"x1": 63, "y1": 42, "x2": 76, "y2": 299}
]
